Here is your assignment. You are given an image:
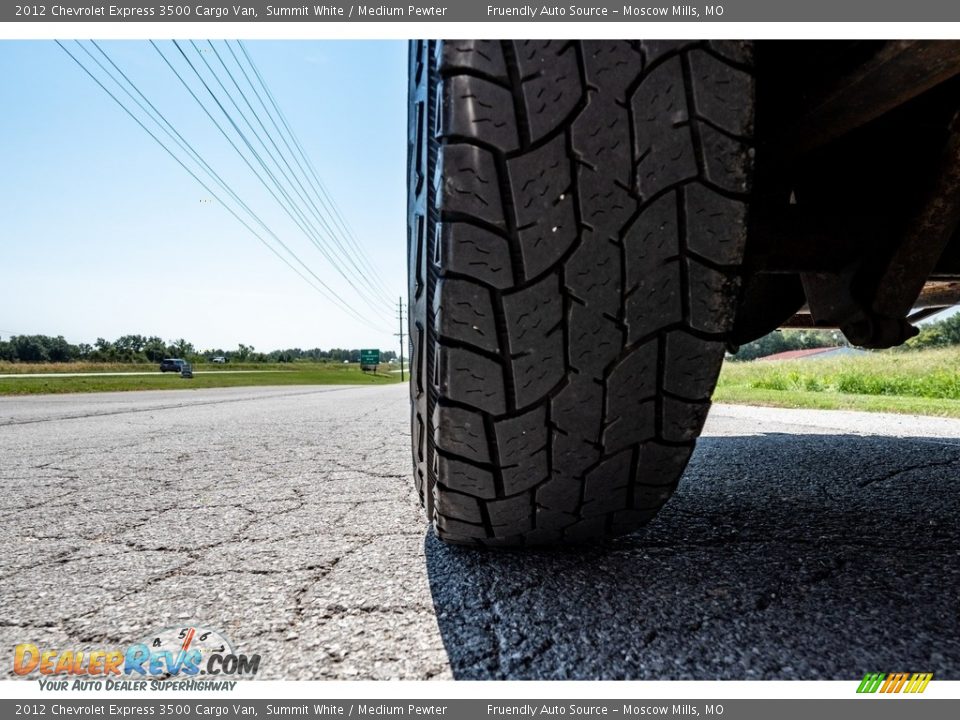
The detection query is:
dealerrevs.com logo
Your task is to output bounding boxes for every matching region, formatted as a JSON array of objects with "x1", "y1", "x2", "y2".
[
  {"x1": 857, "y1": 672, "x2": 934, "y2": 694},
  {"x1": 14, "y1": 626, "x2": 260, "y2": 691}
]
